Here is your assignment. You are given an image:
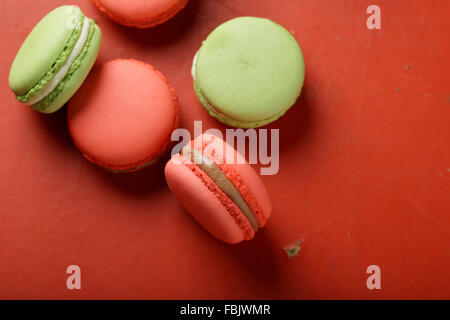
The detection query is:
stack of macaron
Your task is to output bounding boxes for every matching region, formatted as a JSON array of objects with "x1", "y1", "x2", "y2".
[{"x1": 8, "y1": 2, "x2": 306, "y2": 244}]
